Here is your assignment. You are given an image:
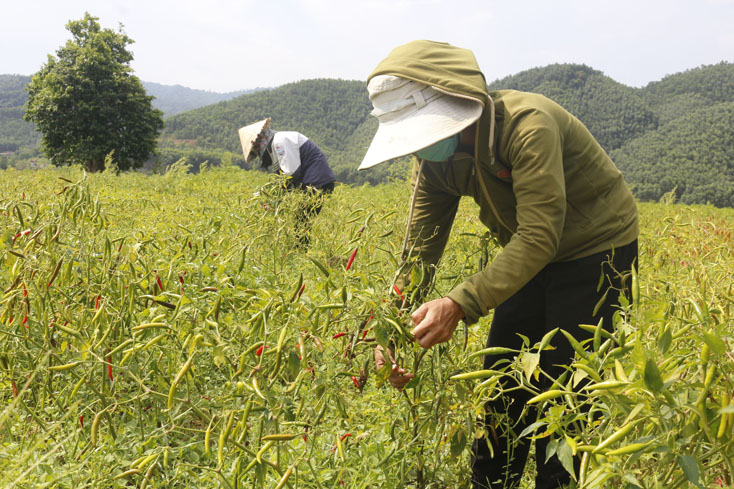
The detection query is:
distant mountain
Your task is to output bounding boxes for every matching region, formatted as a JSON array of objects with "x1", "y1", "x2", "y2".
[
  {"x1": 613, "y1": 62, "x2": 734, "y2": 206},
  {"x1": 487, "y1": 64, "x2": 658, "y2": 151},
  {"x1": 0, "y1": 74, "x2": 39, "y2": 152},
  {"x1": 142, "y1": 82, "x2": 266, "y2": 116},
  {"x1": 611, "y1": 101, "x2": 734, "y2": 206},
  {"x1": 4, "y1": 62, "x2": 734, "y2": 206},
  {"x1": 491, "y1": 62, "x2": 734, "y2": 206}
]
